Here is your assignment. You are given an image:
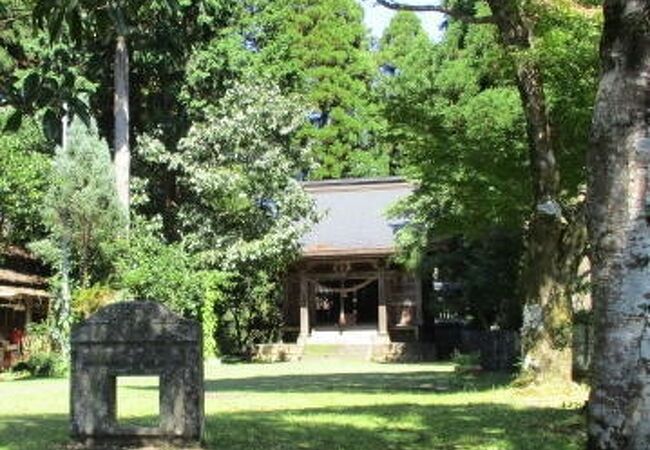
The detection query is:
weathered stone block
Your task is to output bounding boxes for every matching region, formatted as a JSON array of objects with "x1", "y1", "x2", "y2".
[{"x1": 70, "y1": 301, "x2": 203, "y2": 445}]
